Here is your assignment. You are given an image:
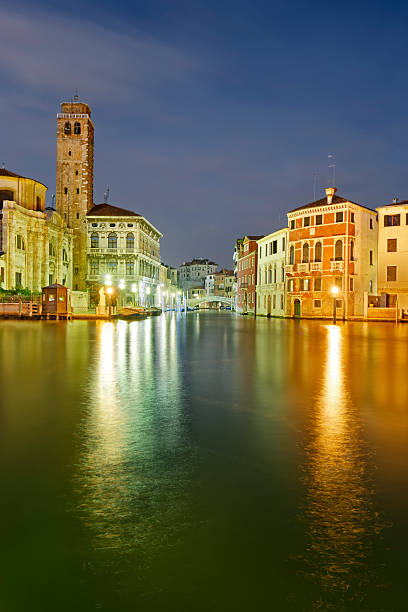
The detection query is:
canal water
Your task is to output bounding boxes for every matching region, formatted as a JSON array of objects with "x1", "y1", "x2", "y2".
[{"x1": 1, "y1": 313, "x2": 407, "y2": 611}]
